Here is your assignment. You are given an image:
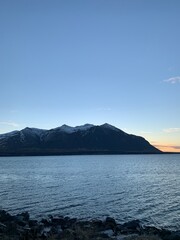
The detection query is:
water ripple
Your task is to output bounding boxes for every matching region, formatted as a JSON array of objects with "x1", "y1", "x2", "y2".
[{"x1": 0, "y1": 154, "x2": 180, "y2": 230}]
